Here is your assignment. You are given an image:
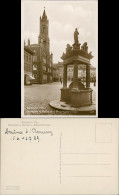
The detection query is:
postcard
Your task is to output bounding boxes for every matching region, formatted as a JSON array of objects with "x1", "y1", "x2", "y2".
[
  {"x1": 0, "y1": 118, "x2": 118, "y2": 194},
  {"x1": 21, "y1": 0, "x2": 98, "y2": 117}
]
